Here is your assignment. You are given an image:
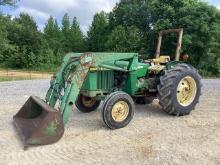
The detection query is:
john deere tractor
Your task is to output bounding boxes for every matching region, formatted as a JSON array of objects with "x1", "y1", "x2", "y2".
[{"x1": 13, "y1": 29, "x2": 202, "y2": 147}]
